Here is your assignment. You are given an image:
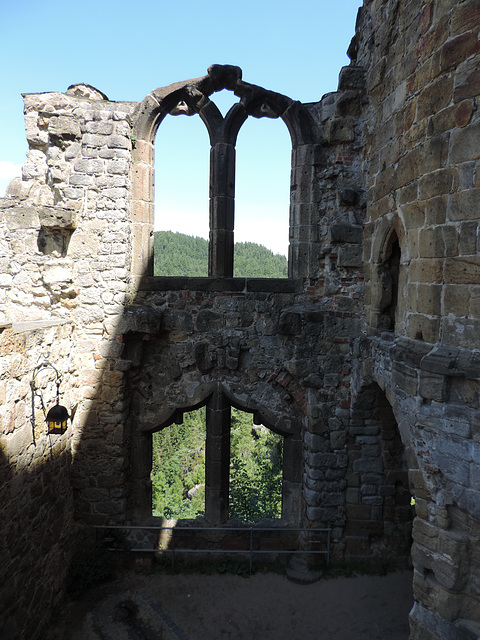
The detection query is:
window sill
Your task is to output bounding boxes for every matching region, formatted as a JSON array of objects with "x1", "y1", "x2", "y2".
[{"x1": 139, "y1": 276, "x2": 303, "y2": 293}]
